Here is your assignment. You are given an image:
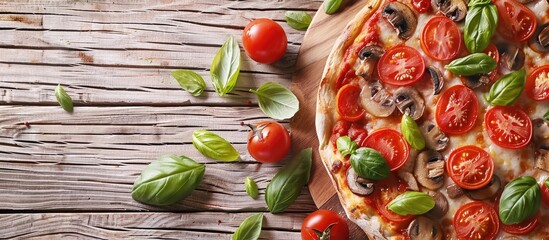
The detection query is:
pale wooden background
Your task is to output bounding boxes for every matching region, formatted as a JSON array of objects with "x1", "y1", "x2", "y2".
[{"x1": 0, "y1": 1, "x2": 324, "y2": 239}]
